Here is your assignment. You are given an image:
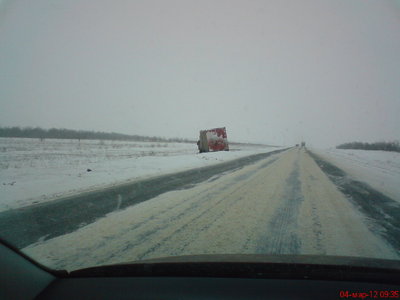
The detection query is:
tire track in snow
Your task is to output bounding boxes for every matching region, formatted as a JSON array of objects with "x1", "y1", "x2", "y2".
[
  {"x1": 134, "y1": 193, "x2": 244, "y2": 261},
  {"x1": 304, "y1": 174, "x2": 325, "y2": 254},
  {"x1": 309, "y1": 199, "x2": 325, "y2": 253},
  {"x1": 144, "y1": 158, "x2": 280, "y2": 258},
  {"x1": 98, "y1": 157, "x2": 280, "y2": 262},
  {"x1": 256, "y1": 153, "x2": 304, "y2": 254}
]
